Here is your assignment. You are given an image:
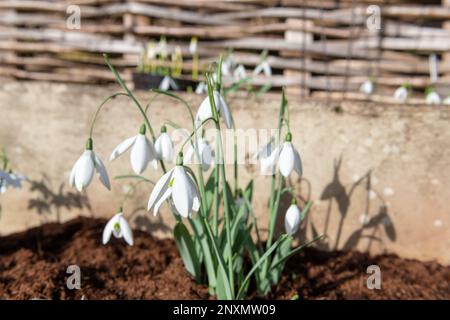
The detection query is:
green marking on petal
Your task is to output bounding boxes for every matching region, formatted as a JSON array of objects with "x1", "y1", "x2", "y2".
[
  {"x1": 169, "y1": 177, "x2": 175, "y2": 187},
  {"x1": 114, "y1": 222, "x2": 120, "y2": 233}
]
